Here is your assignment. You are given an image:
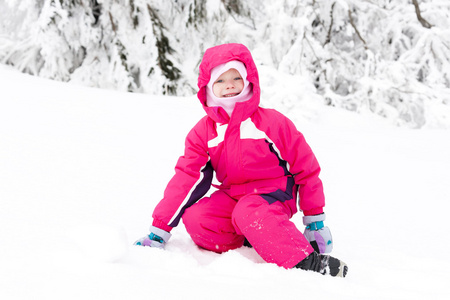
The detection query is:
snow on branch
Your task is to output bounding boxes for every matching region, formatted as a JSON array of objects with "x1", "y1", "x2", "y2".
[{"x1": 0, "y1": 0, "x2": 449, "y2": 128}]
